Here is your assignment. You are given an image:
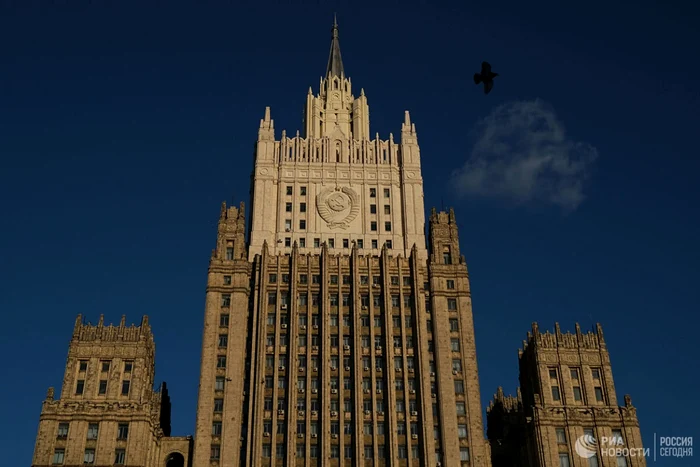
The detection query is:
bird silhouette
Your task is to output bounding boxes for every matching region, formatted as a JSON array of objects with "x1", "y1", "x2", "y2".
[{"x1": 474, "y1": 61, "x2": 498, "y2": 95}]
